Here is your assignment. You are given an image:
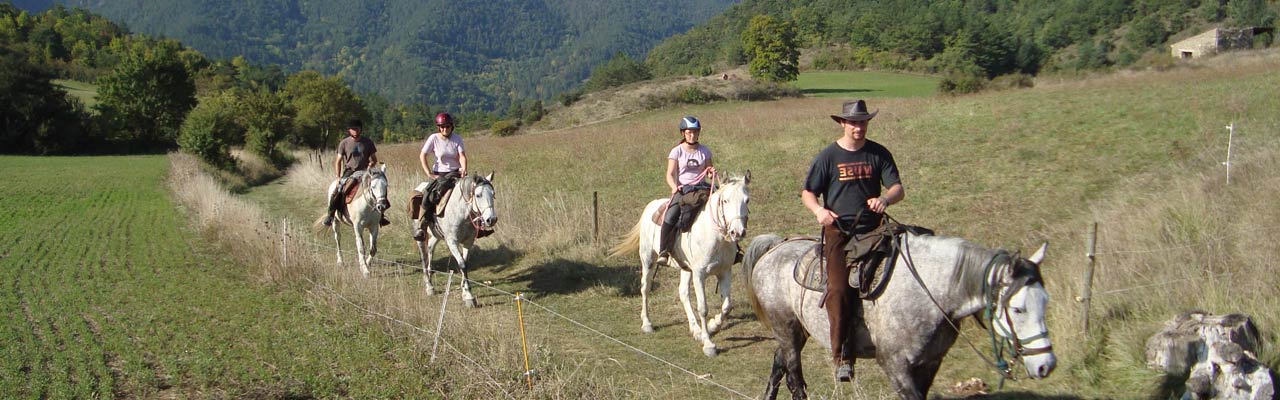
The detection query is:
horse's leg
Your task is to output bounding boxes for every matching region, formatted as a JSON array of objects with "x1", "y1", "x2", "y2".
[
  {"x1": 331, "y1": 223, "x2": 343, "y2": 265},
  {"x1": 783, "y1": 326, "x2": 808, "y2": 400},
  {"x1": 689, "y1": 268, "x2": 717, "y2": 356},
  {"x1": 764, "y1": 346, "x2": 787, "y2": 400},
  {"x1": 911, "y1": 358, "x2": 944, "y2": 397},
  {"x1": 707, "y1": 268, "x2": 732, "y2": 334},
  {"x1": 365, "y1": 226, "x2": 378, "y2": 271},
  {"x1": 445, "y1": 239, "x2": 477, "y2": 308},
  {"x1": 880, "y1": 356, "x2": 924, "y2": 400},
  {"x1": 639, "y1": 252, "x2": 657, "y2": 333},
  {"x1": 352, "y1": 224, "x2": 370, "y2": 277},
  {"x1": 677, "y1": 269, "x2": 700, "y2": 337},
  {"x1": 422, "y1": 235, "x2": 439, "y2": 295}
]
